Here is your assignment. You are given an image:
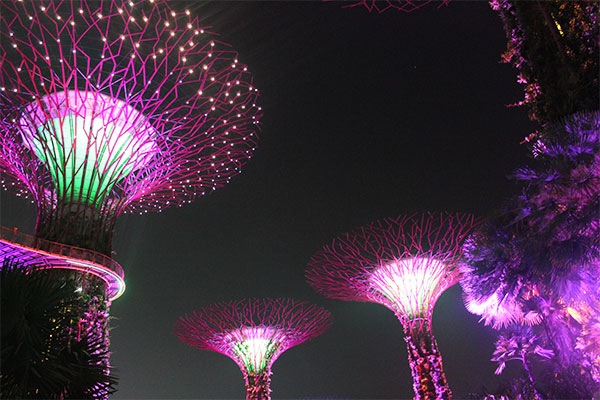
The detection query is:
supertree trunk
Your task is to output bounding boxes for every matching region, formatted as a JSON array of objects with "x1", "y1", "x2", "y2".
[
  {"x1": 403, "y1": 322, "x2": 451, "y2": 400},
  {"x1": 244, "y1": 368, "x2": 272, "y2": 400},
  {"x1": 35, "y1": 199, "x2": 115, "y2": 256}
]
